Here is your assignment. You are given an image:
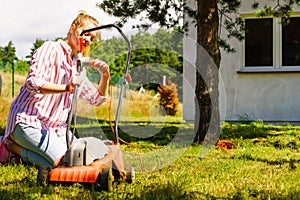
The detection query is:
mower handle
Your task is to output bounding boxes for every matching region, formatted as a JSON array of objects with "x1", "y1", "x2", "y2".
[{"x1": 77, "y1": 24, "x2": 132, "y2": 144}]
